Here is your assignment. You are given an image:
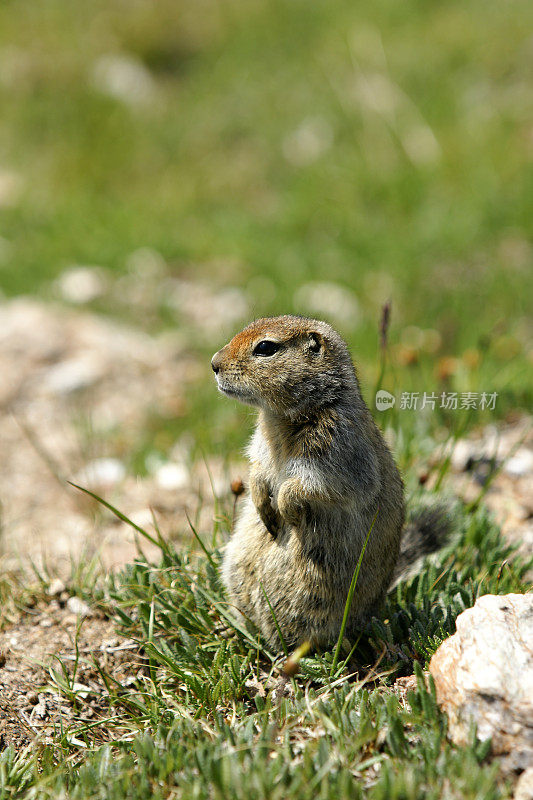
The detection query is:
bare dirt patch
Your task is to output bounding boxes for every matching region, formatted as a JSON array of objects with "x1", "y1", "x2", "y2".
[
  {"x1": 435, "y1": 416, "x2": 533, "y2": 570},
  {"x1": 0, "y1": 595, "x2": 139, "y2": 750},
  {"x1": 0, "y1": 297, "x2": 239, "y2": 573}
]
